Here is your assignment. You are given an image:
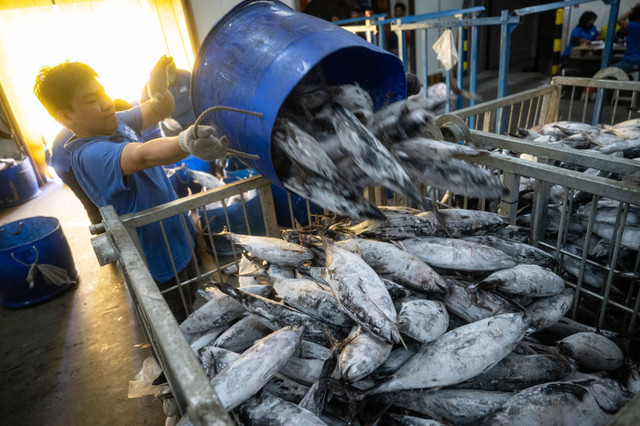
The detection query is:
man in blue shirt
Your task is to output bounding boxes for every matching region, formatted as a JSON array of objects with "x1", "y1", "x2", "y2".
[
  {"x1": 612, "y1": 3, "x2": 640, "y2": 73},
  {"x1": 34, "y1": 56, "x2": 227, "y2": 322},
  {"x1": 50, "y1": 99, "x2": 131, "y2": 225},
  {"x1": 561, "y1": 11, "x2": 601, "y2": 65}
]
